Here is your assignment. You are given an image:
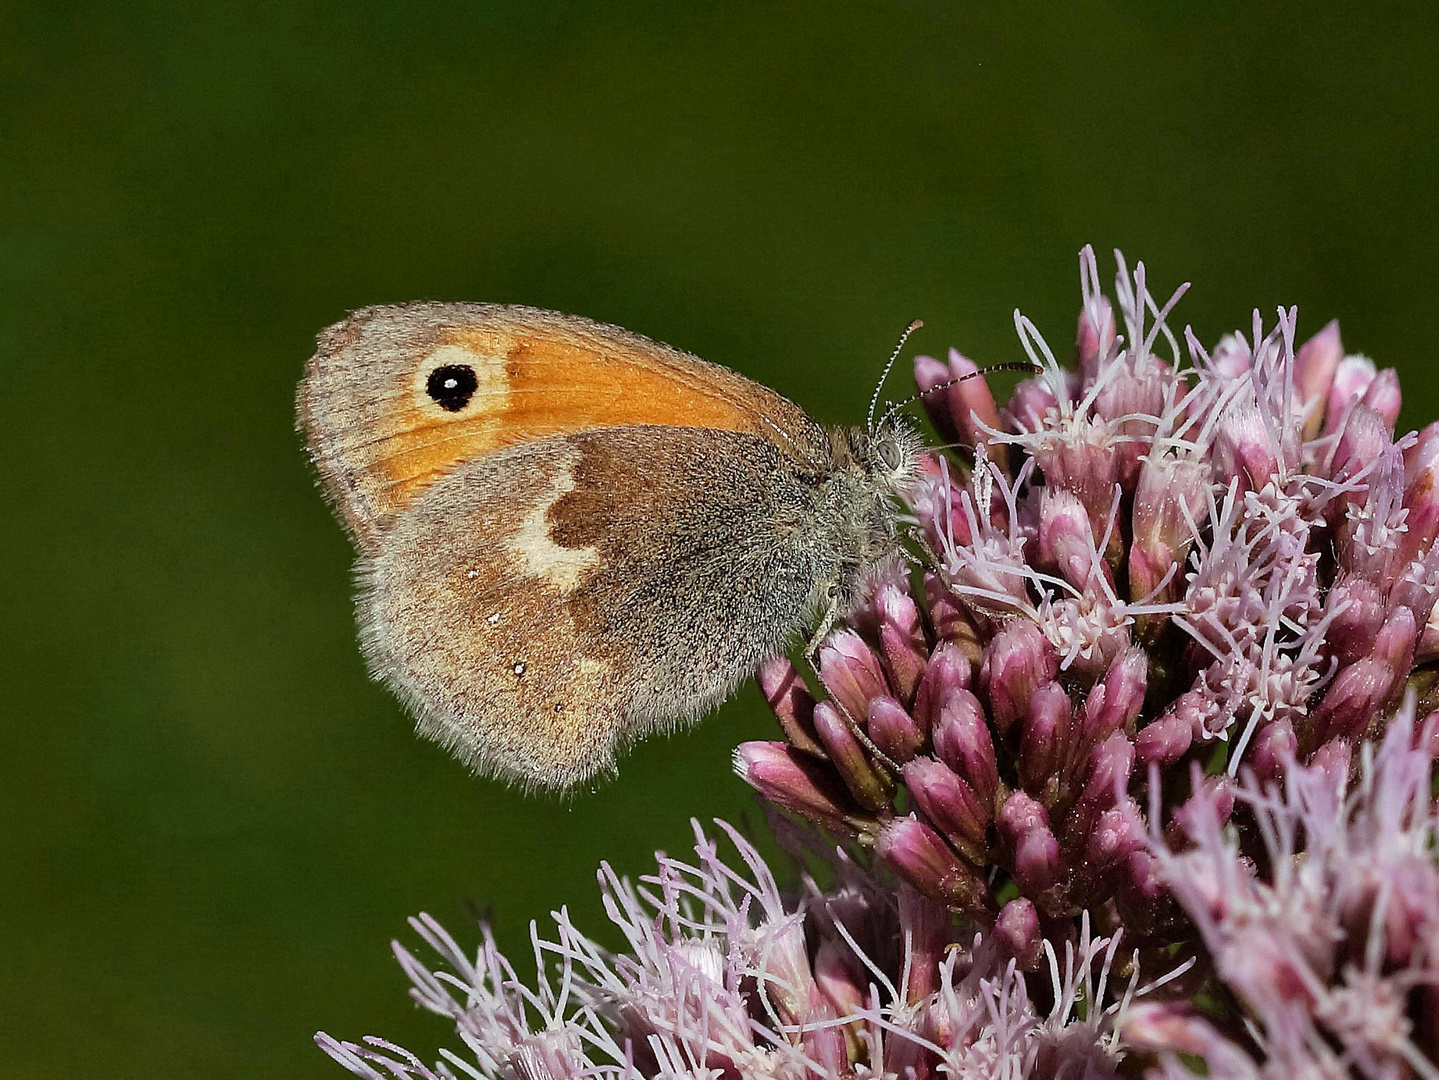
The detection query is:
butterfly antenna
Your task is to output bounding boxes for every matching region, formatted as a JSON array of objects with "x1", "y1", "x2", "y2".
[
  {"x1": 867, "y1": 318, "x2": 925, "y2": 432},
  {"x1": 879, "y1": 361, "x2": 1042, "y2": 426}
]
